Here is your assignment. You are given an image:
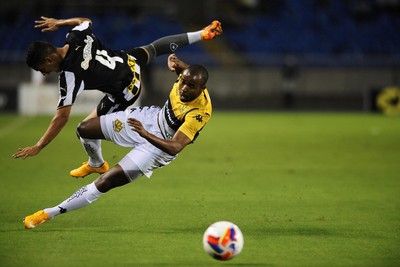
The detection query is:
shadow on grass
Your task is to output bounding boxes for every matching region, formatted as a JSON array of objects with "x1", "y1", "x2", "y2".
[{"x1": 250, "y1": 225, "x2": 385, "y2": 239}]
